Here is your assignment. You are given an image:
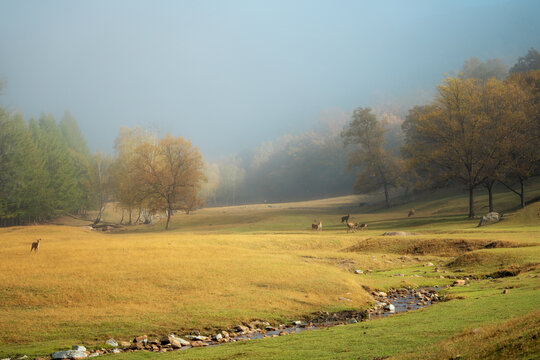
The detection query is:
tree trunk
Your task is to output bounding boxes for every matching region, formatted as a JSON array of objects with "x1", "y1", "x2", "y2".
[
  {"x1": 520, "y1": 178, "x2": 525, "y2": 209},
  {"x1": 128, "y1": 204, "x2": 132, "y2": 225},
  {"x1": 468, "y1": 186, "x2": 475, "y2": 219},
  {"x1": 383, "y1": 182, "x2": 390, "y2": 208},
  {"x1": 165, "y1": 205, "x2": 172, "y2": 230},
  {"x1": 488, "y1": 185, "x2": 493, "y2": 213},
  {"x1": 498, "y1": 178, "x2": 526, "y2": 209},
  {"x1": 484, "y1": 180, "x2": 495, "y2": 213},
  {"x1": 94, "y1": 194, "x2": 104, "y2": 225},
  {"x1": 135, "y1": 208, "x2": 142, "y2": 224}
]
